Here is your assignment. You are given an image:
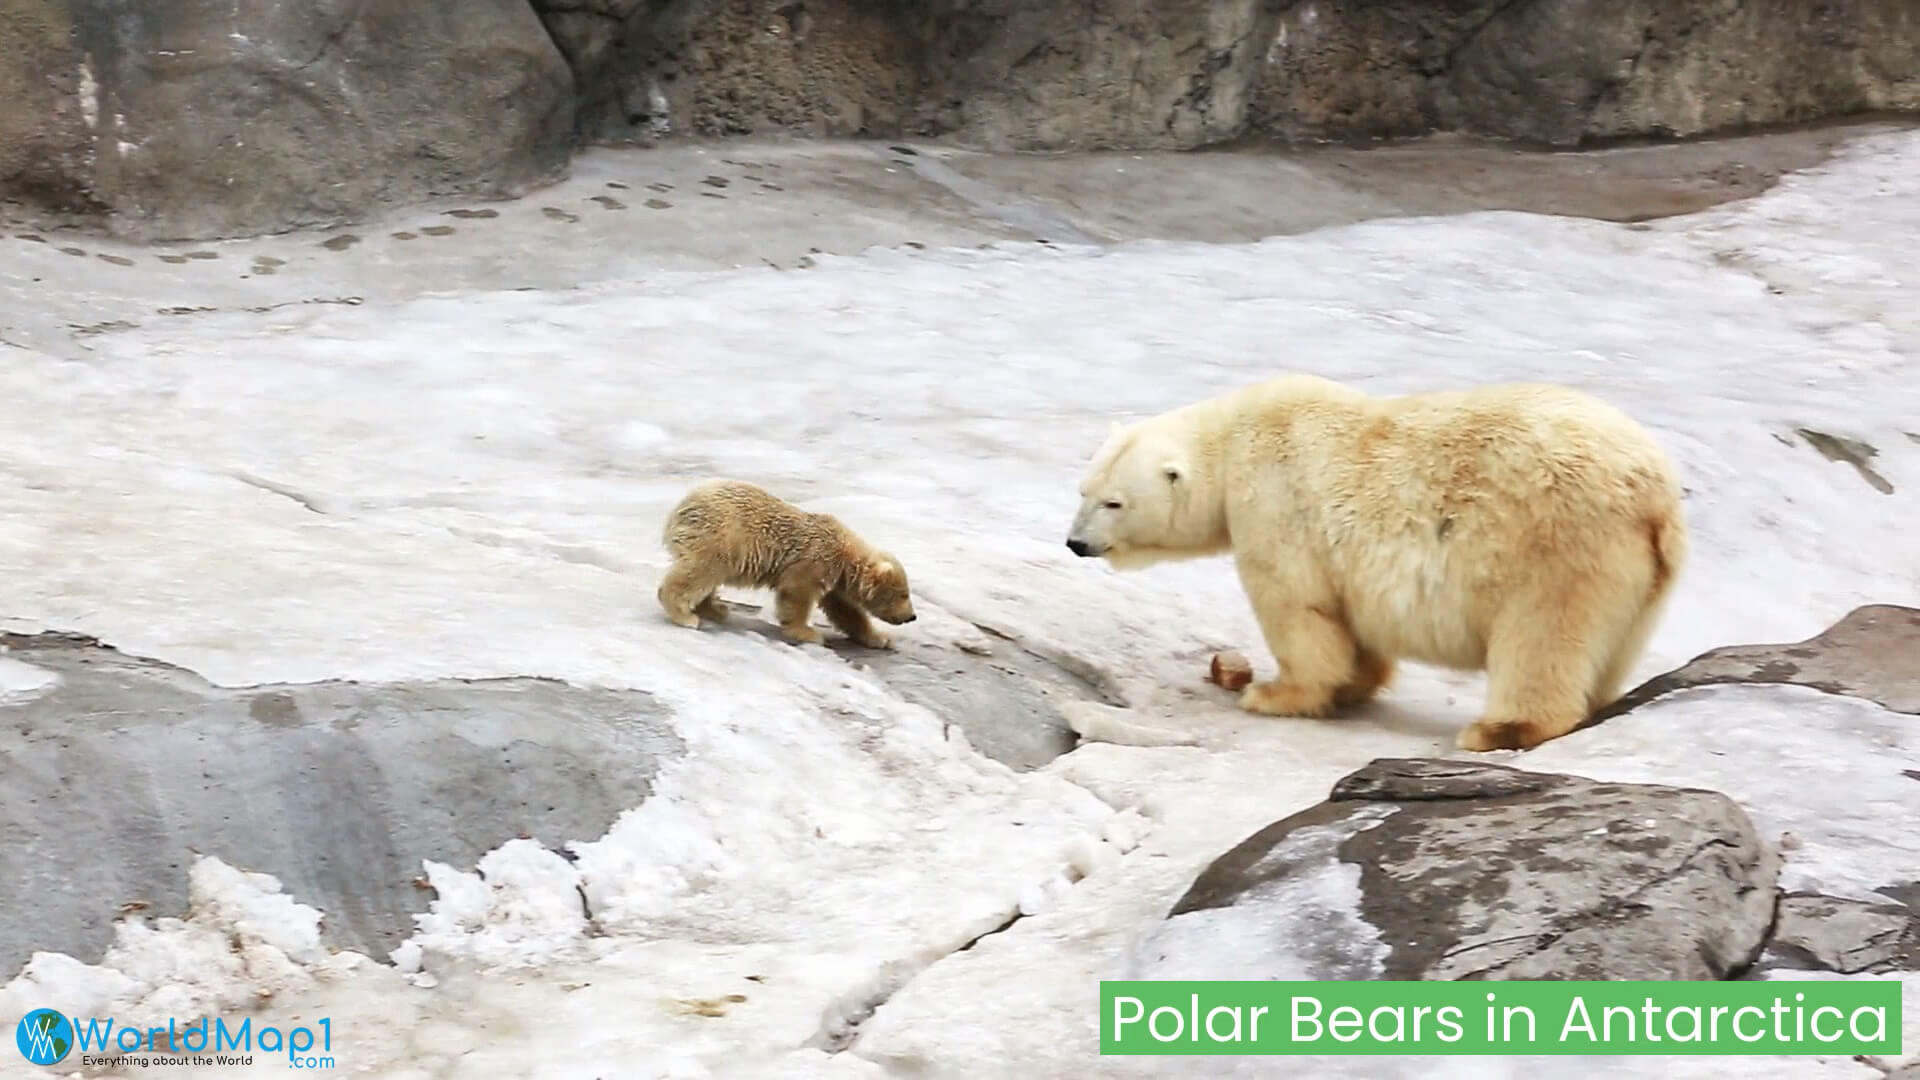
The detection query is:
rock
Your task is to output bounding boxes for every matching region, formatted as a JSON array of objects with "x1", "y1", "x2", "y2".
[
  {"x1": 915, "y1": 0, "x2": 1277, "y2": 151},
  {"x1": 1594, "y1": 603, "x2": 1920, "y2": 724},
  {"x1": 1134, "y1": 758, "x2": 1780, "y2": 981},
  {"x1": 0, "y1": 0, "x2": 574, "y2": 240},
  {"x1": 547, "y1": 0, "x2": 1917, "y2": 153},
  {"x1": 1256, "y1": 0, "x2": 1920, "y2": 147},
  {"x1": 0, "y1": 630, "x2": 682, "y2": 977},
  {"x1": 1763, "y1": 892, "x2": 1918, "y2": 975},
  {"x1": 701, "y1": 597, "x2": 1111, "y2": 771},
  {"x1": 0, "y1": 0, "x2": 97, "y2": 214}
]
